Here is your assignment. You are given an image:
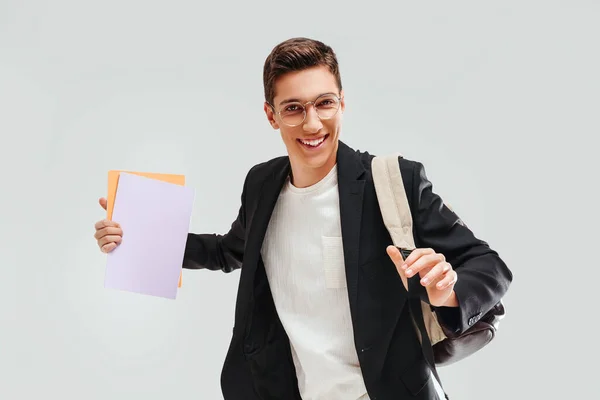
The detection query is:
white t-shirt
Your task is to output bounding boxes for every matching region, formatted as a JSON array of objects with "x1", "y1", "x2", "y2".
[{"x1": 261, "y1": 165, "x2": 369, "y2": 400}]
